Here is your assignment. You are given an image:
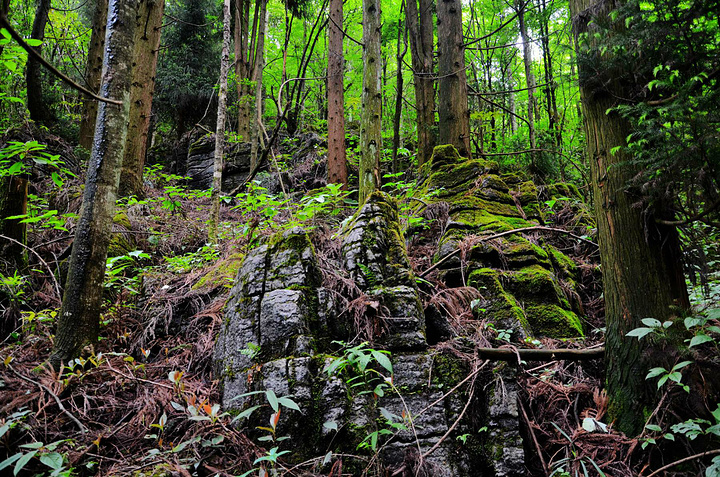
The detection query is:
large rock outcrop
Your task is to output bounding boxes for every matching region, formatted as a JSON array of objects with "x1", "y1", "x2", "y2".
[
  {"x1": 421, "y1": 145, "x2": 585, "y2": 339},
  {"x1": 214, "y1": 194, "x2": 524, "y2": 475}
]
